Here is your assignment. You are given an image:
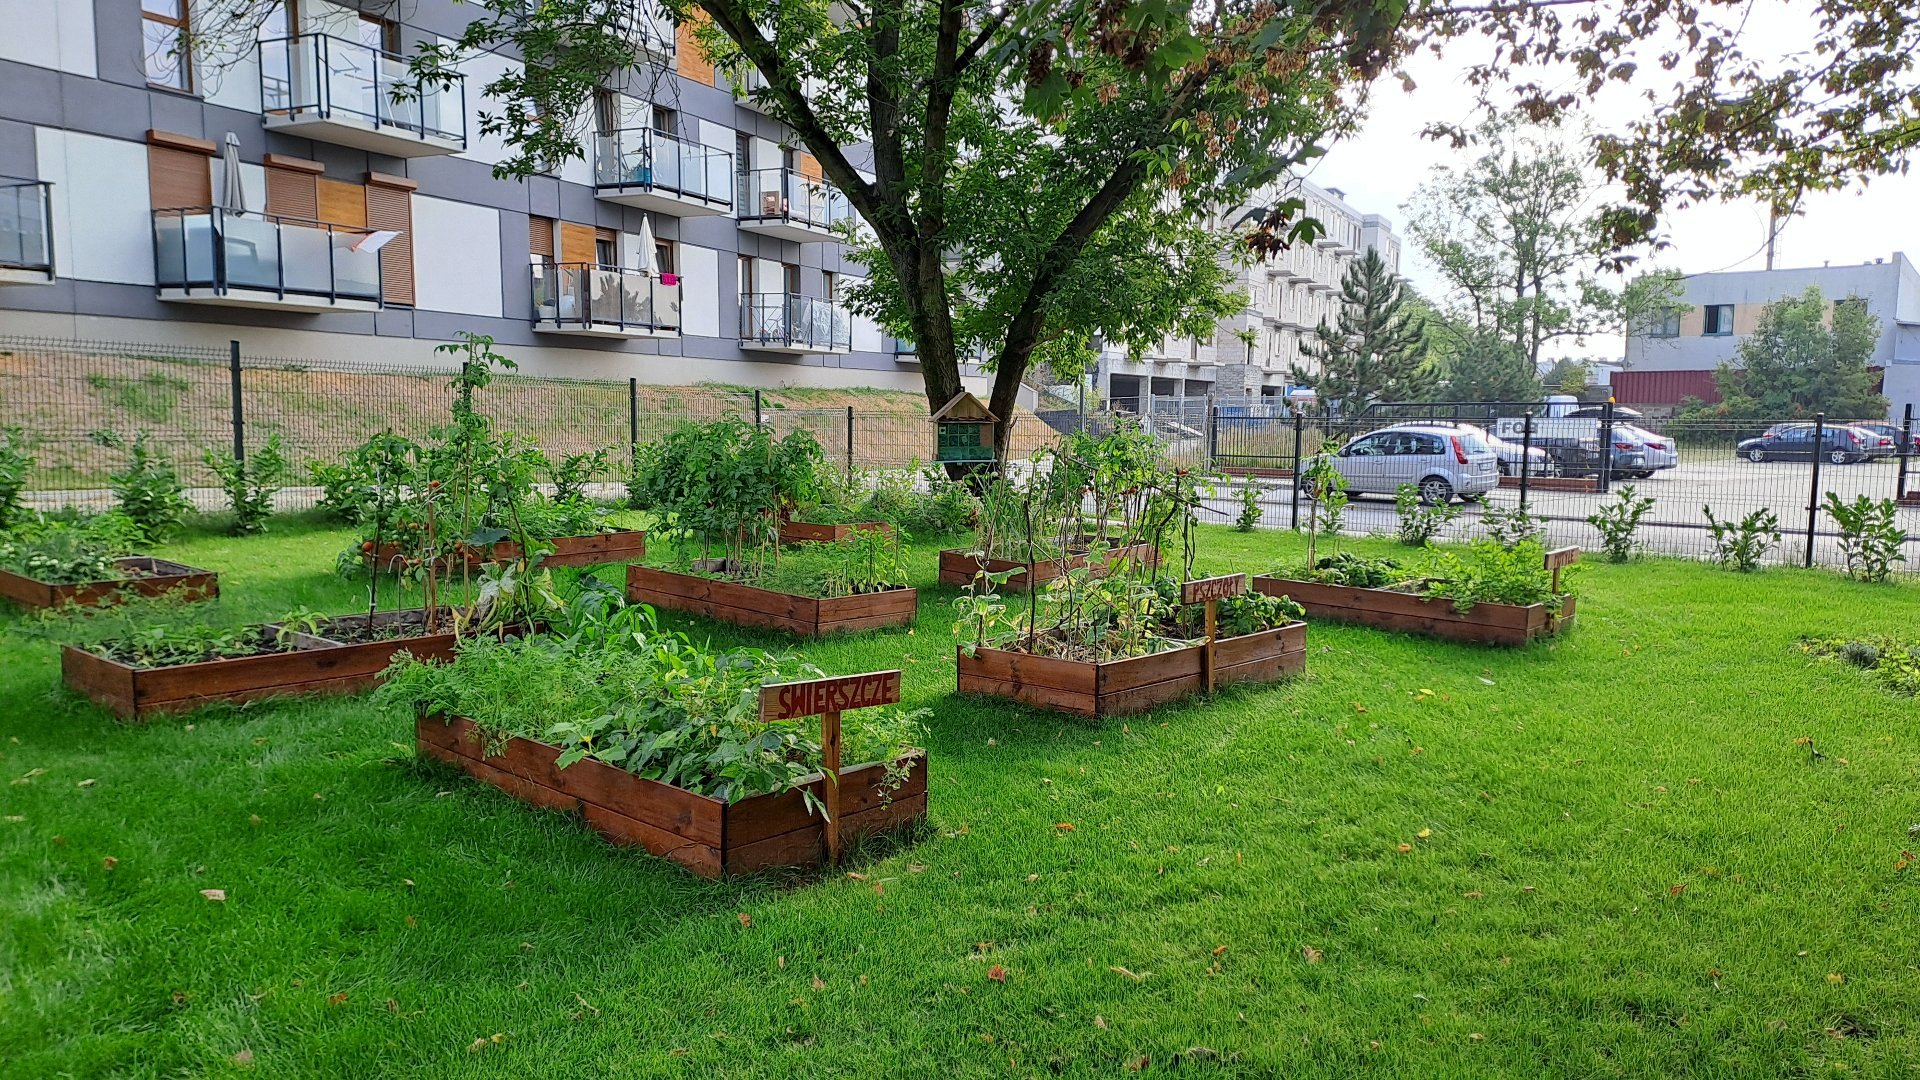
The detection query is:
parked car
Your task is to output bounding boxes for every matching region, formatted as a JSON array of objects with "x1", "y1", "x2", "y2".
[
  {"x1": 1614, "y1": 424, "x2": 1679, "y2": 477},
  {"x1": 1737, "y1": 425, "x2": 1879, "y2": 464},
  {"x1": 1490, "y1": 415, "x2": 1649, "y2": 478},
  {"x1": 1452, "y1": 423, "x2": 1555, "y2": 477},
  {"x1": 1565, "y1": 404, "x2": 1648, "y2": 421},
  {"x1": 1323, "y1": 424, "x2": 1500, "y2": 504},
  {"x1": 1847, "y1": 422, "x2": 1917, "y2": 456}
]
